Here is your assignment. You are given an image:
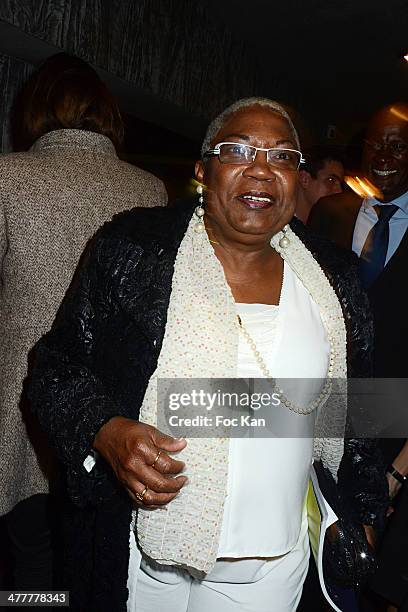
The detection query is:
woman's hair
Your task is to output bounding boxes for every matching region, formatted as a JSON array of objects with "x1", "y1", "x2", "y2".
[
  {"x1": 201, "y1": 97, "x2": 300, "y2": 158},
  {"x1": 21, "y1": 53, "x2": 124, "y2": 149}
]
